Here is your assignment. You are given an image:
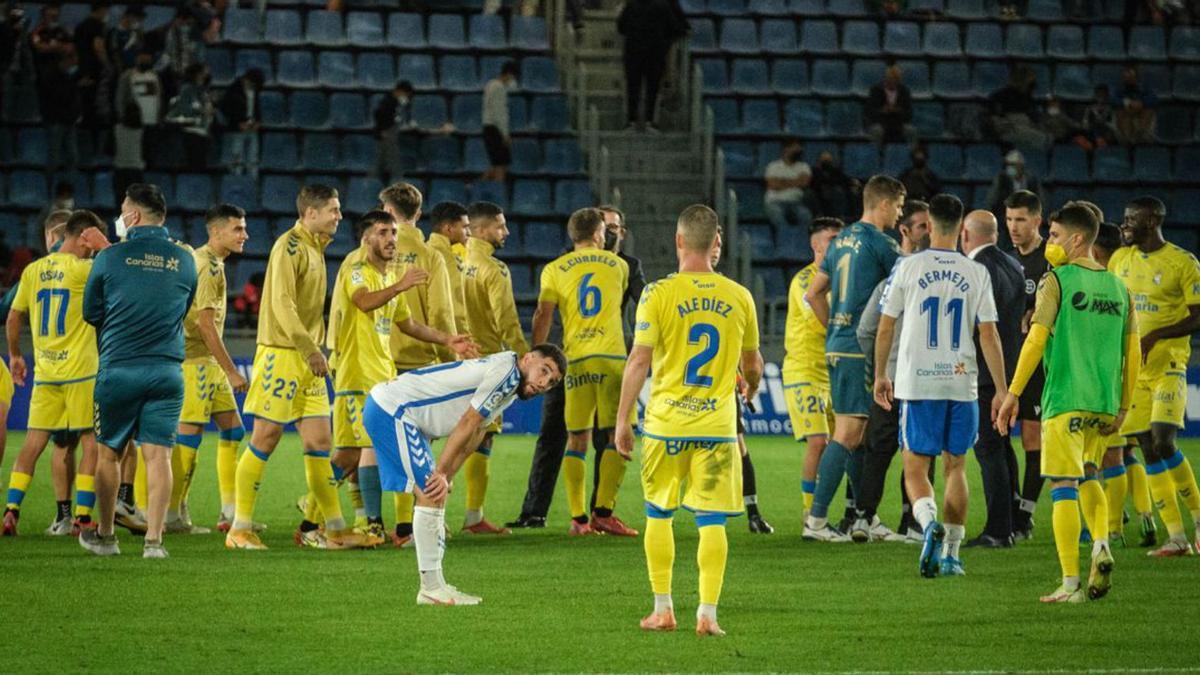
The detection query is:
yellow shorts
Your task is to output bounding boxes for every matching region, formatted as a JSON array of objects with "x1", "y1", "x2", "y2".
[
  {"x1": 334, "y1": 392, "x2": 369, "y2": 449},
  {"x1": 28, "y1": 378, "x2": 95, "y2": 431},
  {"x1": 244, "y1": 346, "x2": 330, "y2": 425},
  {"x1": 564, "y1": 356, "x2": 632, "y2": 433},
  {"x1": 486, "y1": 414, "x2": 503, "y2": 435},
  {"x1": 0, "y1": 358, "x2": 13, "y2": 408},
  {"x1": 180, "y1": 361, "x2": 239, "y2": 425},
  {"x1": 1042, "y1": 412, "x2": 1115, "y2": 480},
  {"x1": 640, "y1": 436, "x2": 743, "y2": 515},
  {"x1": 783, "y1": 381, "x2": 834, "y2": 440},
  {"x1": 1120, "y1": 366, "x2": 1187, "y2": 436}
]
